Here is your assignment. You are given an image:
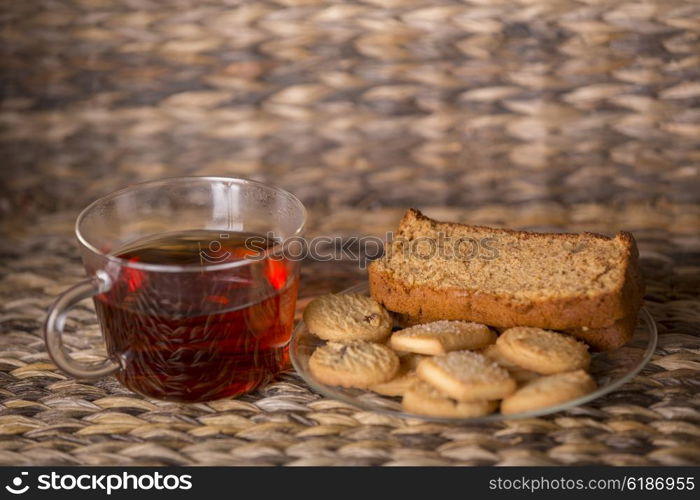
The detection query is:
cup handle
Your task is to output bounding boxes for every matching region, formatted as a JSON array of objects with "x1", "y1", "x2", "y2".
[{"x1": 44, "y1": 271, "x2": 119, "y2": 379}]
